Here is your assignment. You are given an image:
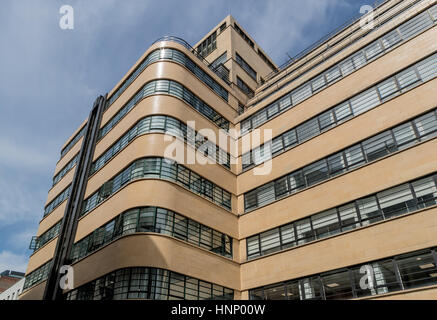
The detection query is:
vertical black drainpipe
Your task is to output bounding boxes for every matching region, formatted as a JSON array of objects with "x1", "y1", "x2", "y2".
[{"x1": 43, "y1": 94, "x2": 107, "y2": 300}]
